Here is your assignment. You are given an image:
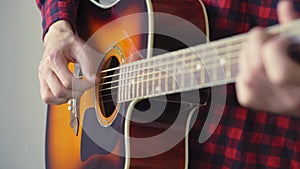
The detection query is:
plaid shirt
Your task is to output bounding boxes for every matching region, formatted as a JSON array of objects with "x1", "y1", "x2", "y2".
[
  {"x1": 36, "y1": 0, "x2": 80, "y2": 38},
  {"x1": 36, "y1": 0, "x2": 300, "y2": 168}
]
